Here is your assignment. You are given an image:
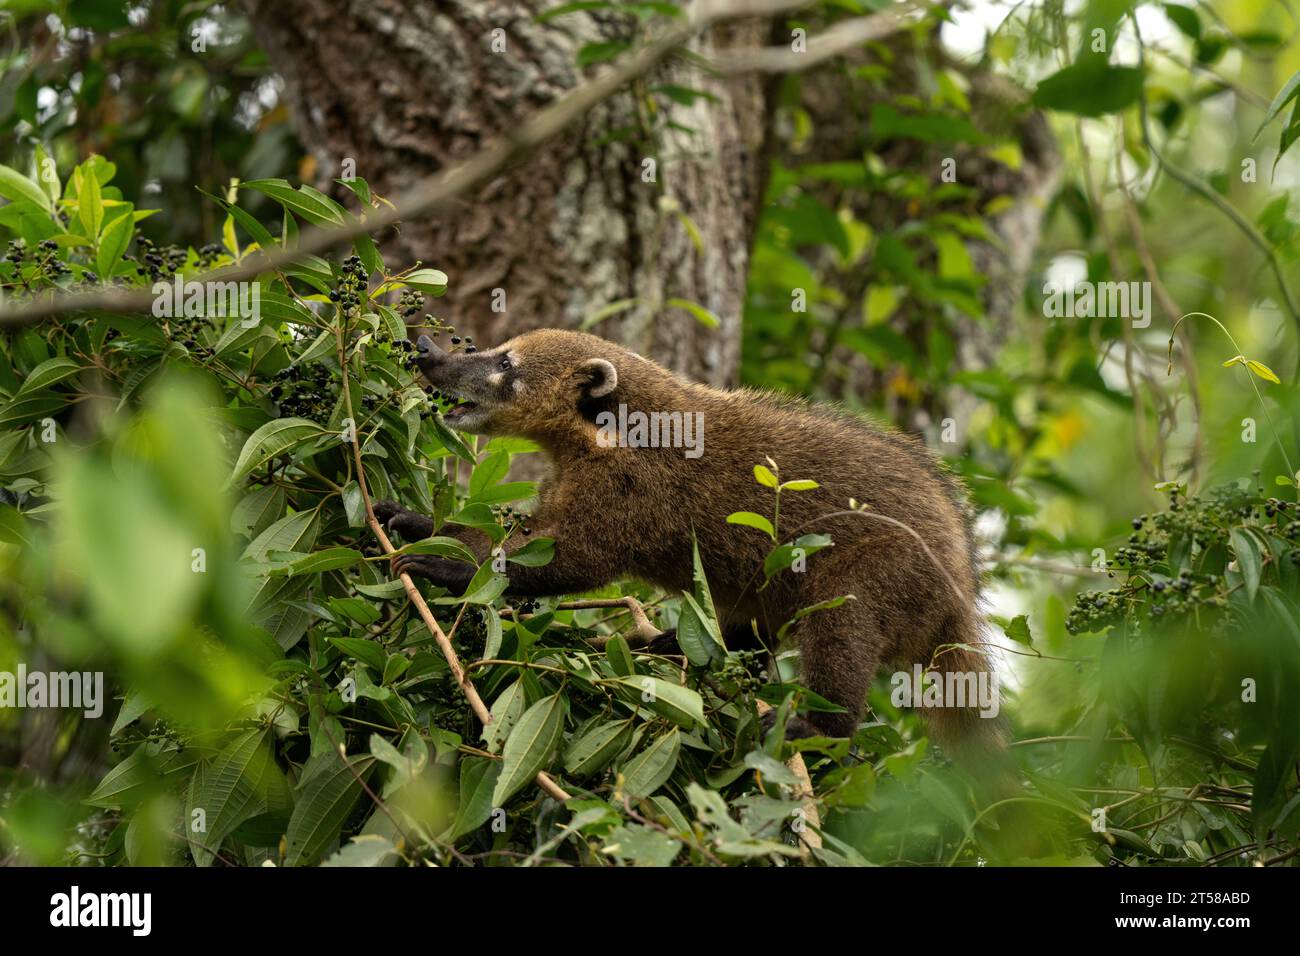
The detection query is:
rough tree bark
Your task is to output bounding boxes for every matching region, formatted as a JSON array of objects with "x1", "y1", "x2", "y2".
[
  {"x1": 242, "y1": 0, "x2": 776, "y2": 386},
  {"x1": 242, "y1": 1, "x2": 1056, "y2": 411}
]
